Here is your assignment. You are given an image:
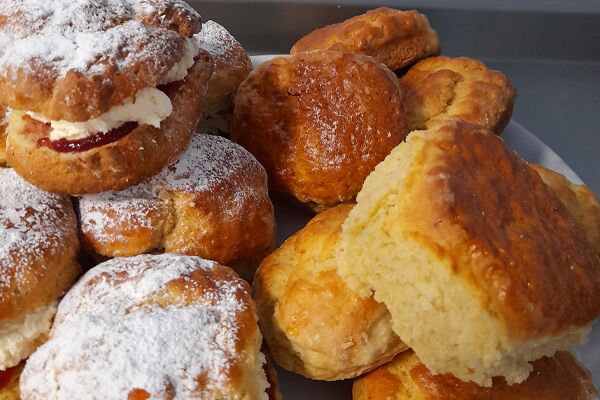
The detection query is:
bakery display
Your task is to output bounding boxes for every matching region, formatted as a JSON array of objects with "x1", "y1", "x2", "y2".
[
  {"x1": 79, "y1": 133, "x2": 275, "y2": 280},
  {"x1": 0, "y1": 0, "x2": 213, "y2": 195},
  {"x1": 337, "y1": 121, "x2": 600, "y2": 386},
  {"x1": 254, "y1": 205, "x2": 406, "y2": 380},
  {"x1": 20, "y1": 254, "x2": 280, "y2": 399},
  {"x1": 232, "y1": 50, "x2": 407, "y2": 210},
  {"x1": 353, "y1": 350, "x2": 599, "y2": 400},
  {"x1": 0, "y1": 108, "x2": 8, "y2": 167},
  {"x1": 400, "y1": 56, "x2": 516, "y2": 134},
  {"x1": 0, "y1": 169, "x2": 81, "y2": 379},
  {"x1": 291, "y1": 8, "x2": 440, "y2": 72}
]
